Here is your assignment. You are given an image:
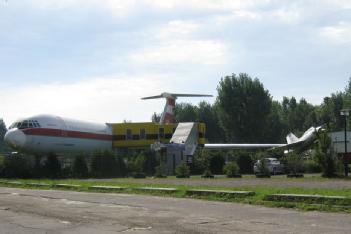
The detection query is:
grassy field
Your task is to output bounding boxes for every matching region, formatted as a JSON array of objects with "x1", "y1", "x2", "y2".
[{"x1": 1, "y1": 175, "x2": 351, "y2": 214}]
